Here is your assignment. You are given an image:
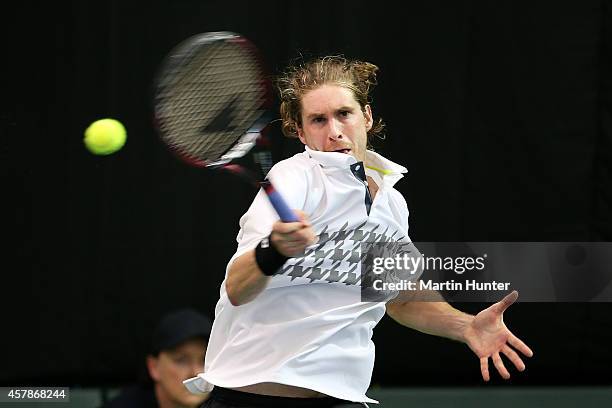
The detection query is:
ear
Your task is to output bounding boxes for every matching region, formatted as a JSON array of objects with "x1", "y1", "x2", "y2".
[
  {"x1": 146, "y1": 355, "x2": 161, "y2": 382},
  {"x1": 364, "y1": 105, "x2": 373, "y2": 131},
  {"x1": 296, "y1": 125, "x2": 307, "y2": 145}
]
